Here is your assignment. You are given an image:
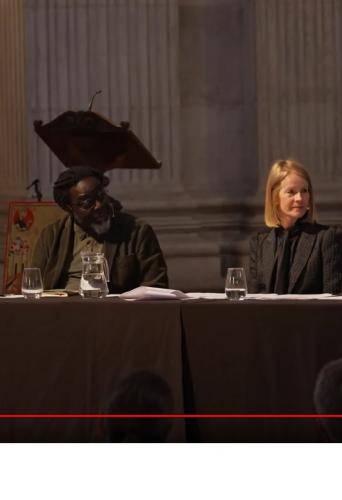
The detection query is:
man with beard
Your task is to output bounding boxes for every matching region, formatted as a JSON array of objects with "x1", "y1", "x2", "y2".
[{"x1": 31, "y1": 166, "x2": 168, "y2": 293}]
